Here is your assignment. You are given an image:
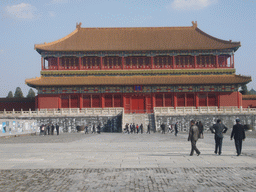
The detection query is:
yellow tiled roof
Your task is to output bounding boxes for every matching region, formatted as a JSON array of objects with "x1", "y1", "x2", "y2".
[
  {"x1": 26, "y1": 75, "x2": 251, "y2": 87},
  {"x1": 35, "y1": 24, "x2": 240, "y2": 52}
]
